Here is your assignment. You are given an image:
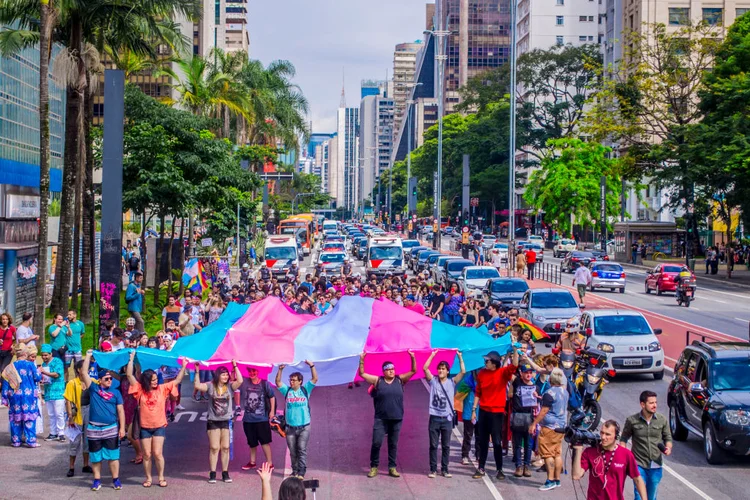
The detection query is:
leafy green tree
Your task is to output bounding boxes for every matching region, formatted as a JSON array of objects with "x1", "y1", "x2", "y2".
[{"x1": 523, "y1": 139, "x2": 623, "y2": 237}]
